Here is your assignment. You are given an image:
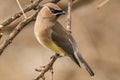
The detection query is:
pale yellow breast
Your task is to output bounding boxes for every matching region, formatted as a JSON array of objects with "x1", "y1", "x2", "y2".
[
  {"x1": 40, "y1": 36, "x2": 66, "y2": 56},
  {"x1": 34, "y1": 21, "x2": 66, "y2": 56}
]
